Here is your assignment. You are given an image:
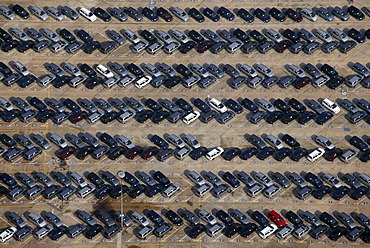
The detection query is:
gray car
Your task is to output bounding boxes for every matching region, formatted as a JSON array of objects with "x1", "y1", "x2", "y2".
[
  {"x1": 340, "y1": 99, "x2": 358, "y2": 114},
  {"x1": 11, "y1": 97, "x2": 31, "y2": 112},
  {"x1": 301, "y1": 210, "x2": 321, "y2": 226},
  {"x1": 40, "y1": 28, "x2": 60, "y2": 42},
  {"x1": 45, "y1": 98, "x2": 64, "y2": 113},
  {"x1": 160, "y1": 99, "x2": 179, "y2": 112},
  {"x1": 32, "y1": 171, "x2": 53, "y2": 187},
  {"x1": 316, "y1": 7, "x2": 334, "y2": 21},
  {"x1": 125, "y1": 97, "x2": 144, "y2": 112},
  {"x1": 337, "y1": 212, "x2": 356, "y2": 229},
  {"x1": 315, "y1": 135, "x2": 335, "y2": 150},
  {"x1": 65, "y1": 133, "x2": 85, "y2": 149},
  {"x1": 202, "y1": 171, "x2": 223, "y2": 187},
  {"x1": 59, "y1": 6, "x2": 79, "y2": 20},
  {"x1": 157, "y1": 63, "x2": 176, "y2": 77},
  {"x1": 109, "y1": 62, "x2": 127, "y2": 77},
  {"x1": 288, "y1": 172, "x2": 308, "y2": 188},
  {"x1": 78, "y1": 98, "x2": 97, "y2": 113},
  {"x1": 29, "y1": 5, "x2": 48, "y2": 20},
  {"x1": 78, "y1": 132, "x2": 100, "y2": 147},
  {"x1": 75, "y1": 210, "x2": 97, "y2": 226},
  {"x1": 13, "y1": 134, "x2": 34, "y2": 150},
  {"x1": 114, "y1": 134, "x2": 135, "y2": 149},
  {"x1": 165, "y1": 134, "x2": 185, "y2": 148},
  {"x1": 108, "y1": 98, "x2": 128, "y2": 112},
  {"x1": 30, "y1": 133, "x2": 51, "y2": 150},
  {"x1": 100, "y1": 171, "x2": 120, "y2": 187},
  {"x1": 41, "y1": 211, "x2": 63, "y2": 227},
  {"x1": 136, "y1": 171, "x2": 156, "y2": 186},
  {"x1": 228, "y1": 208, "x2": 250, "y2": 224},
  {"x1": 9, "y1": 27, "x2": 29, "y2": 41},
  {"x1": 93, "y1": 98, "x2": 113, "y2": 113},
  {"x1": 205, "y1": 64, "x2": 224, "y2": 78},
  {"x1": 24, "y1": 27, "x2": 45, "y2": 42},
  {"x1": 5, "y1": 212, "x2": 27, "y2": 228},
  {"x1": 106, "y1": 30, "x2": 126, "y2": 45},
  {"x1": 306, "y1": 99, "x2": 325, "y2": 114},
  {"x1": 62, "y1": 62, "x2": 81, "y2": 77},
  {"x1": 45, "y1": 6, "x2": 64, "y2": 21},
  {"x1": 45, "y1": 63, "x2": 64, "y2": 77},
  {"x1": 270, "y1": 172, "x2": 291, "y2": 188},
  {"x1": 15, "y1": 172, "x2": 37, "y2": 188},
  {"x1": 201, "y1": 29, "x2": 221, "y2": 43},
  {"x1": 0, "y1": 6, "x2": 15, "y2": 20},
  {"x1": 108, "y1": 7, "x2": 127, "y2": 22}
]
